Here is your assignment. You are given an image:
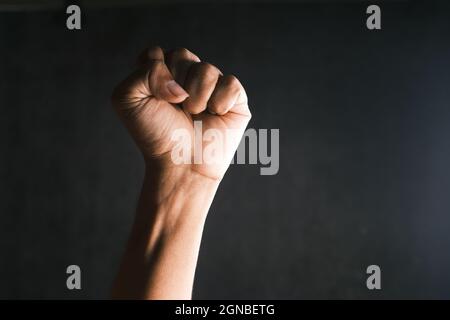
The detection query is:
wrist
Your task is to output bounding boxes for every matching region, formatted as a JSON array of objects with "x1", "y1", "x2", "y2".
[
  {"x1": 143, "y1": 163, "x2": 221, "y2": 205},
  {"x1": 129, "y1": 163, "x2": 220, "y2": 244},
  {"x1": 125, "y1": 165, "x2": 217, "y2": 259}
]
